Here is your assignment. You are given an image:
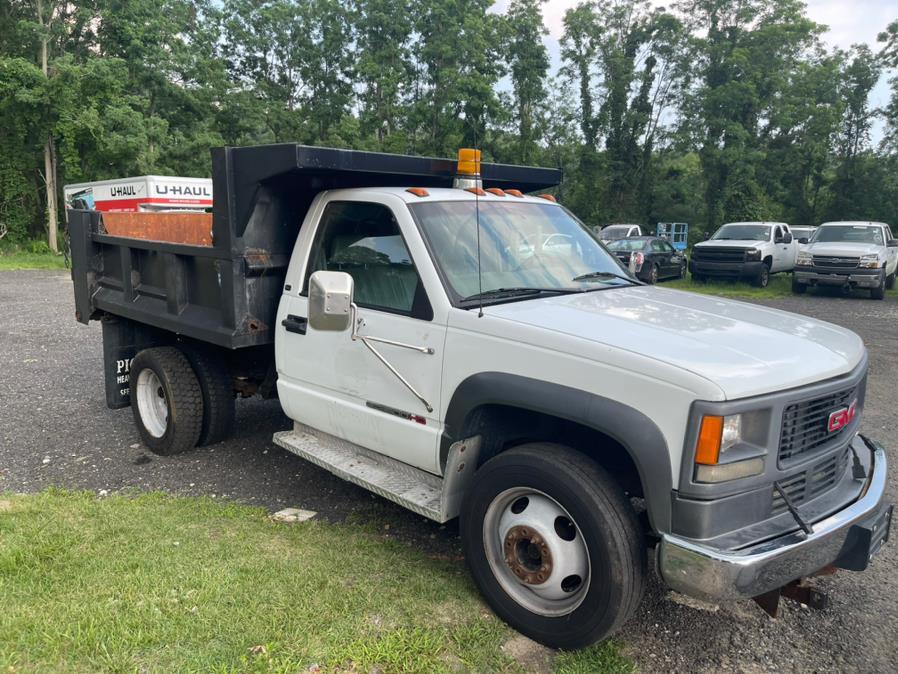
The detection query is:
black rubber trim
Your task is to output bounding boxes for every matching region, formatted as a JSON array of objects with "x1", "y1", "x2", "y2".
[{"x1": 441, "y1": 372, "x2": 673, "y2": 533}]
